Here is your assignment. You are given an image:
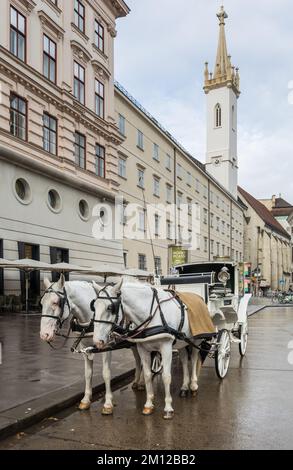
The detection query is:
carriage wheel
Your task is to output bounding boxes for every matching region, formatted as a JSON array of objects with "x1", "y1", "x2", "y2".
[
  {"x1": 215, "y1": 329, "x2": 231, "y2": 379},
  {"x1": 151, "y1": 352, "x2": 163, "y2": 375},
  {"x1": 239, "y1": 321, "x2": 248, "y2": 357}
]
